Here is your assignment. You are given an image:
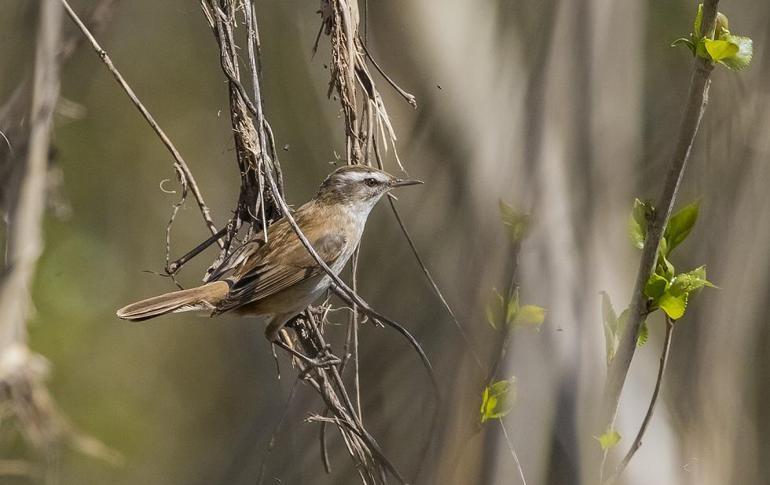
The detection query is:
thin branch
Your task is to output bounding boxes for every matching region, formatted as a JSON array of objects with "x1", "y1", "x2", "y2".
[
  {"x1": 297, "y1": 310, "x2": 407, "y2": 484},
  {"x1": 256, "y1": 378, "x2": 301, "y2": 485},
  {"x1": 499, "y1": 420, "x2": 527, "y2": 485},
  {"x1": 600, "y1": 0, "x2": 718, "y2": 450},
  {"x1": 349, "y1": 247, "x2": 363, "y2": 422},
  {"x1": 604, "y1": 318, "x2": 675, "y2": 485},
  {"x1": 60, "y1": 0, "x2": 222, "y2": 246},
  {"x1": 387, "y1": 197, "x2": 485, "y2": 371},
  {"x1": 0, "y1": 0, "x2": 62, "y2": 348},
  {"x1": 358, "y1": 39, "x2": 416, "y2": 108}
]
